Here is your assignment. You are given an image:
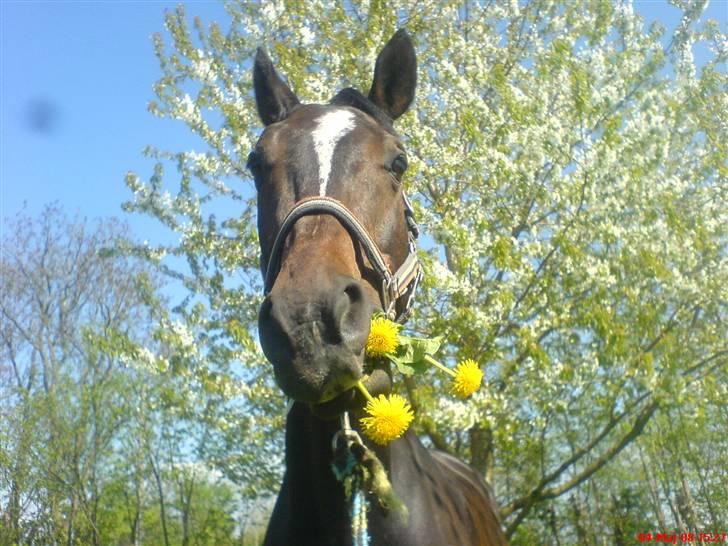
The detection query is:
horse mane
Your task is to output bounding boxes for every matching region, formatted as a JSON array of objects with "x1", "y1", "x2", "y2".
[{"x1": 329, "y1": 88, "x2": 397, "y2": 135}]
